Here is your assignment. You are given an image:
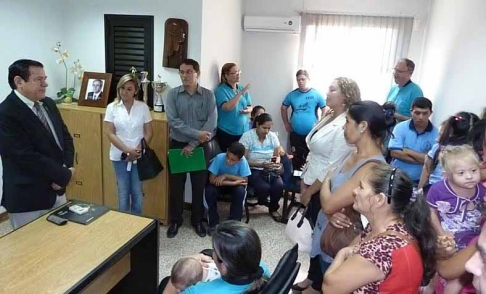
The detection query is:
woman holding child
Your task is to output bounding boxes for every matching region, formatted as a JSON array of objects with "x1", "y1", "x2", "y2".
[{"x1": 163, "y1": 221, "x2": 270, "y2": 294}]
